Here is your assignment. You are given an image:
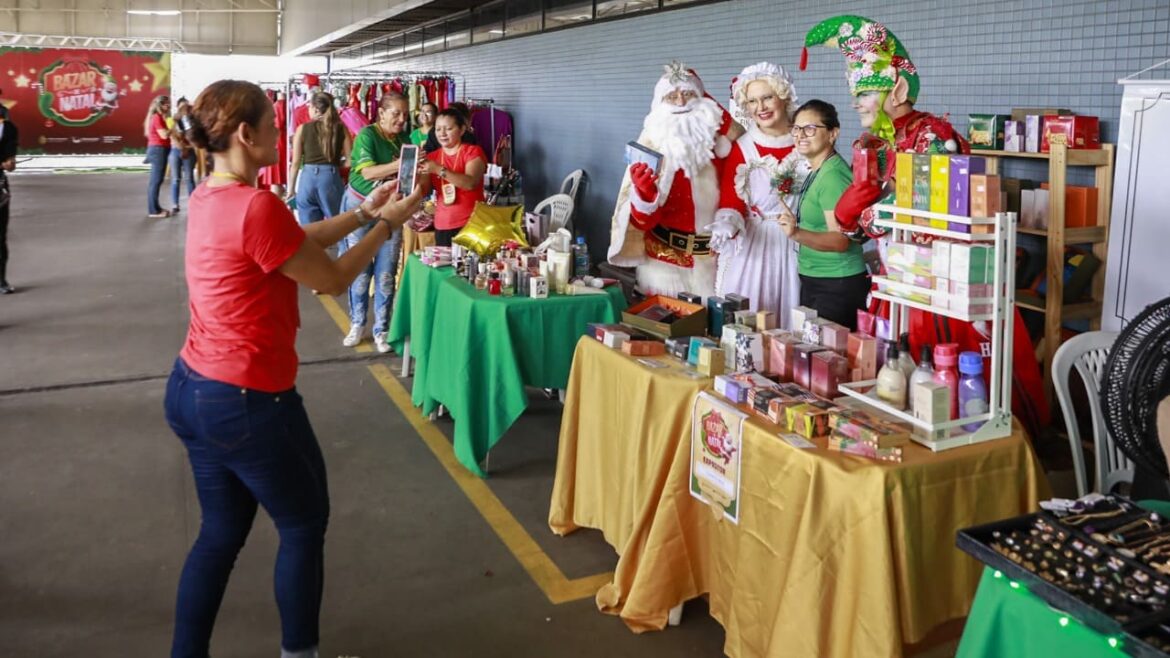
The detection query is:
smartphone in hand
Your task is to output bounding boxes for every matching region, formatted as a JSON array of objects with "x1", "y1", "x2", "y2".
[{"x1": 398, "y1": 144, "x2": 419, "y2": 195}]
